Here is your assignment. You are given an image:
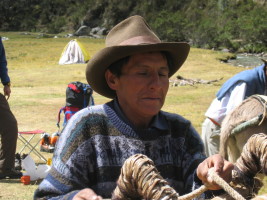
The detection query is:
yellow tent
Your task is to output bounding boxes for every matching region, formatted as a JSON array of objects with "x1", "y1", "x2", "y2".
[{"x1": 59, "y1": 39, "x2": 90, "y2": 65}]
